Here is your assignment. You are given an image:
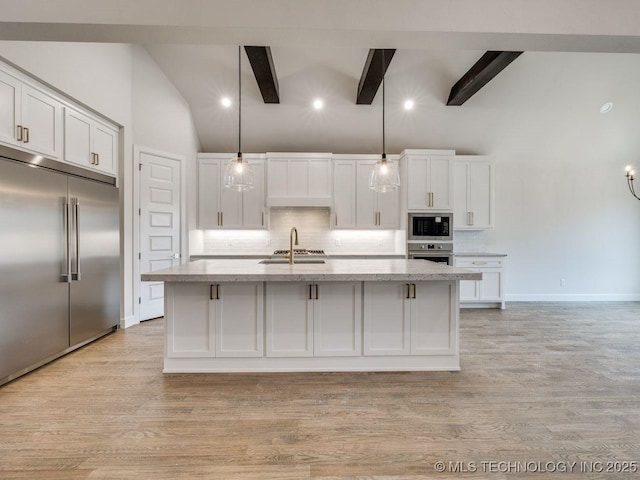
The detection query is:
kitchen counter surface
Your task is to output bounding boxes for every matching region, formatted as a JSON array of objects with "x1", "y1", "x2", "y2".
[
  {"x1": 190, "y1": 254, "x2": 406, "y2": 260},
  {"x1": 143, "y1": 258, "x2": 482, "y2": 283}
]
